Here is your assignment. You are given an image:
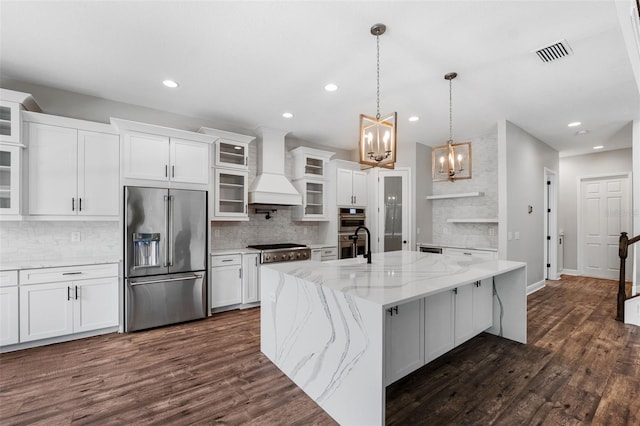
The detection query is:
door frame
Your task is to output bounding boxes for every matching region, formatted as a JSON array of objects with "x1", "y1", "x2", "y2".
[
  {"x1": 576, "y1": 172, "x2": 632, "y2": 278},
  {"x1": 543, "y1": 168, "x2": 559, "y2": 280},
  {"x1": 377, "y1": 168, "x2": 412, "y2": 253}
]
